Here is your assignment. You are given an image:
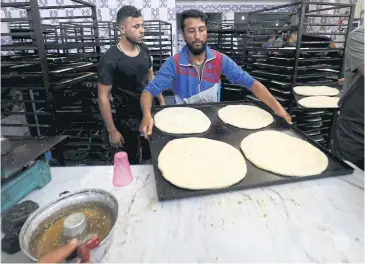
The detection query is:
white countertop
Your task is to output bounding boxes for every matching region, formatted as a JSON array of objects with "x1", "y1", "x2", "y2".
[{"x1": 2, "y1": 164, "x2": 364, "y2": 263}]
